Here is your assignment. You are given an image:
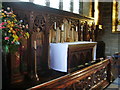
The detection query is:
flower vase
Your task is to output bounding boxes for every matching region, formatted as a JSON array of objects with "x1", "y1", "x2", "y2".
[
  {"x1": 2, "y1": 45, "x2": 10, "y2": 88},
  {"x1": 10, "y1": 45, "x2": 24, "y2": 84},
  {"x1": 3, "y1": 45, "x2": 24, "y2": 84}
]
